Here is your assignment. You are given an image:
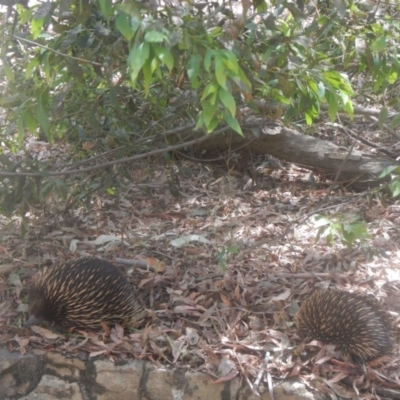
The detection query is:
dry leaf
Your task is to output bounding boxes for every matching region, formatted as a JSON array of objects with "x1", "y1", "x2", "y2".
[
  {"x1": 185, "y1": 327, "x2": 199, "y2": 345},
  {"x1": 30, "y1": 326, "x2": 64, "y2": 340}
]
